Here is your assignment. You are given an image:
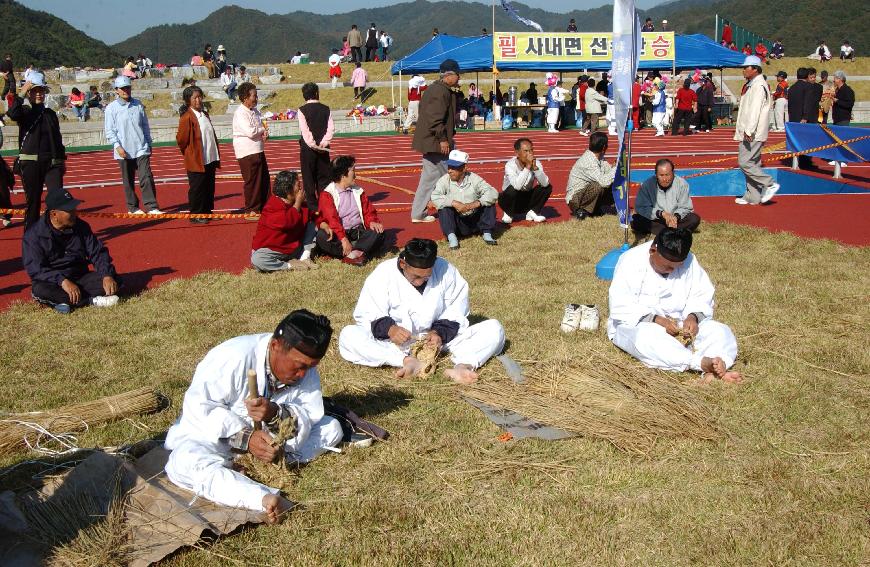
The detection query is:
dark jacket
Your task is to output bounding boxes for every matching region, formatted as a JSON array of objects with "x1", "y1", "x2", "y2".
[
  {"x1": 697, "y1": 82, "x2": 715, "y2": 107},
  {"x1": 412, "y1": 80, "x2": 456, "y2": 155},
  {"x1": 22, "y1": 213, "x2": 116, "y2": 285},
  {"x1": 787, "y1": 80, "x2": 817, "y2": 123},
  {"x1": 832, "y1": 84, "x2": 855, "y2": 124},
  {"x1": 176, "y1": 108, "x2": 220, "y2": 173},
  {"x1": 365, "y1": 28, "x2": 379, "y2": 48},
  {"x1": 7, "y1": 96, "x2": 65, "y2": 160}
]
